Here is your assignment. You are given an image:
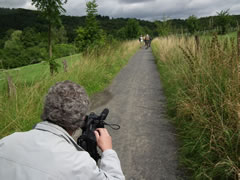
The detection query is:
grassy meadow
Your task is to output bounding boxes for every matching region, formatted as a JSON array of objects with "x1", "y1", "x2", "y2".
[
  {"x1": 0, "y1": 41, "x2": 140, "y2": 138},
  {"x1": 152, "y1": 33, "x2": 240, "y2": 179},
  {"x1": 0, "y1": 54, "x2": 82, "y2": 86}
]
